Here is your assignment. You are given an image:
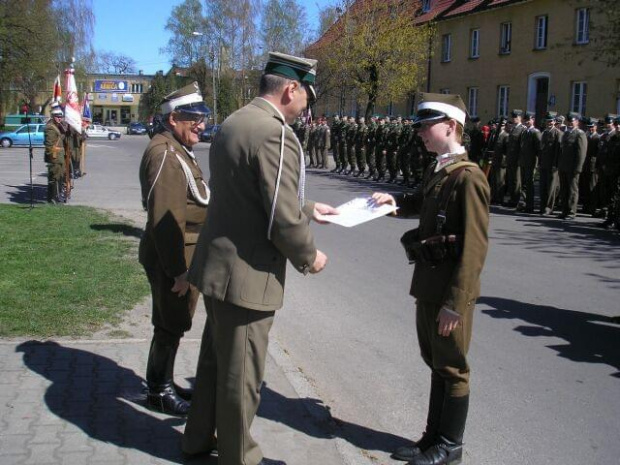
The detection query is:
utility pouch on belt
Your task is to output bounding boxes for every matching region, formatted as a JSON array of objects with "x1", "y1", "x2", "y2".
[{"x1": 400, "y1": 163, "x2": 472, "y2": 265}]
